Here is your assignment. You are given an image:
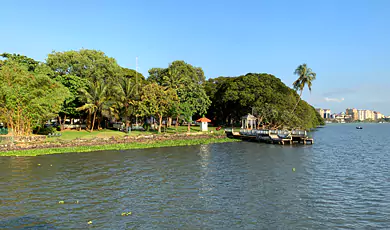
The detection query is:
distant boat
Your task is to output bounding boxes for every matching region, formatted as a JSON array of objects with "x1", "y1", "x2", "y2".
[{"x1": 356, "y1": 126, "x2": 363, "y2": 129}]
